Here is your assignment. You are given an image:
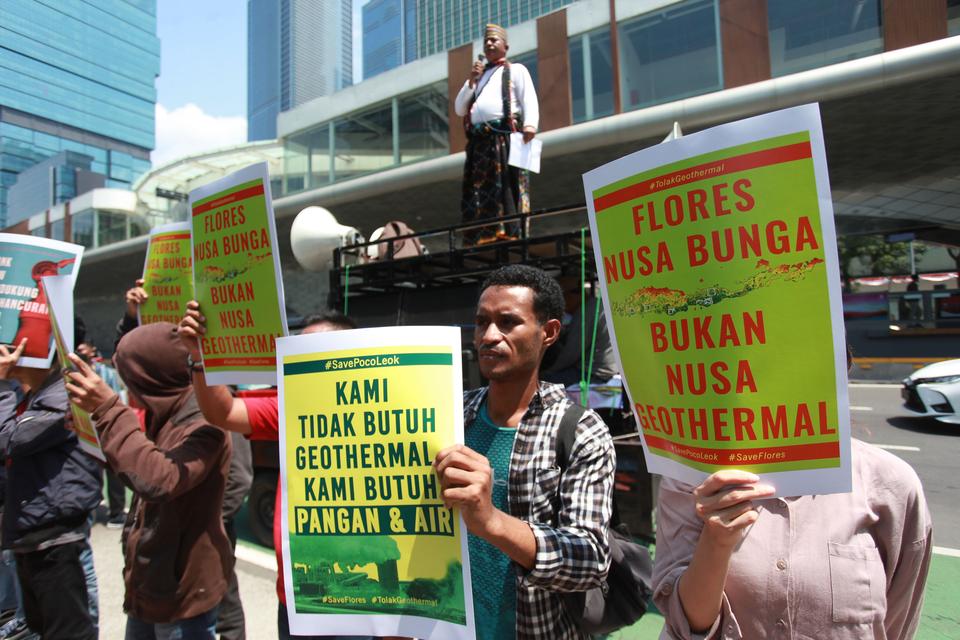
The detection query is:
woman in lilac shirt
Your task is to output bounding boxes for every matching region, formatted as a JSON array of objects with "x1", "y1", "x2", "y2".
[{"x1": 654, "y1": 345, "x2": 932, "y2": 639}]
